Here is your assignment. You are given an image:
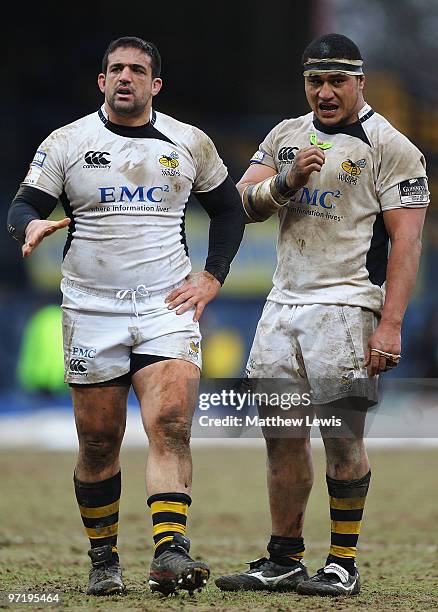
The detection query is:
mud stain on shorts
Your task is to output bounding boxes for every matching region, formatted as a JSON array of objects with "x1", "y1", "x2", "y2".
[{"x1": 62, "y1": 311, "x2": 76, "y2": 374}]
